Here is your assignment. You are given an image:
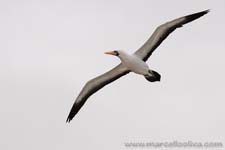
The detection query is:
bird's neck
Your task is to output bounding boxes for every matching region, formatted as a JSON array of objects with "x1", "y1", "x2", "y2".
[{"x1": 118, "y1": 52, "x2": 130, "y2": 61}]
